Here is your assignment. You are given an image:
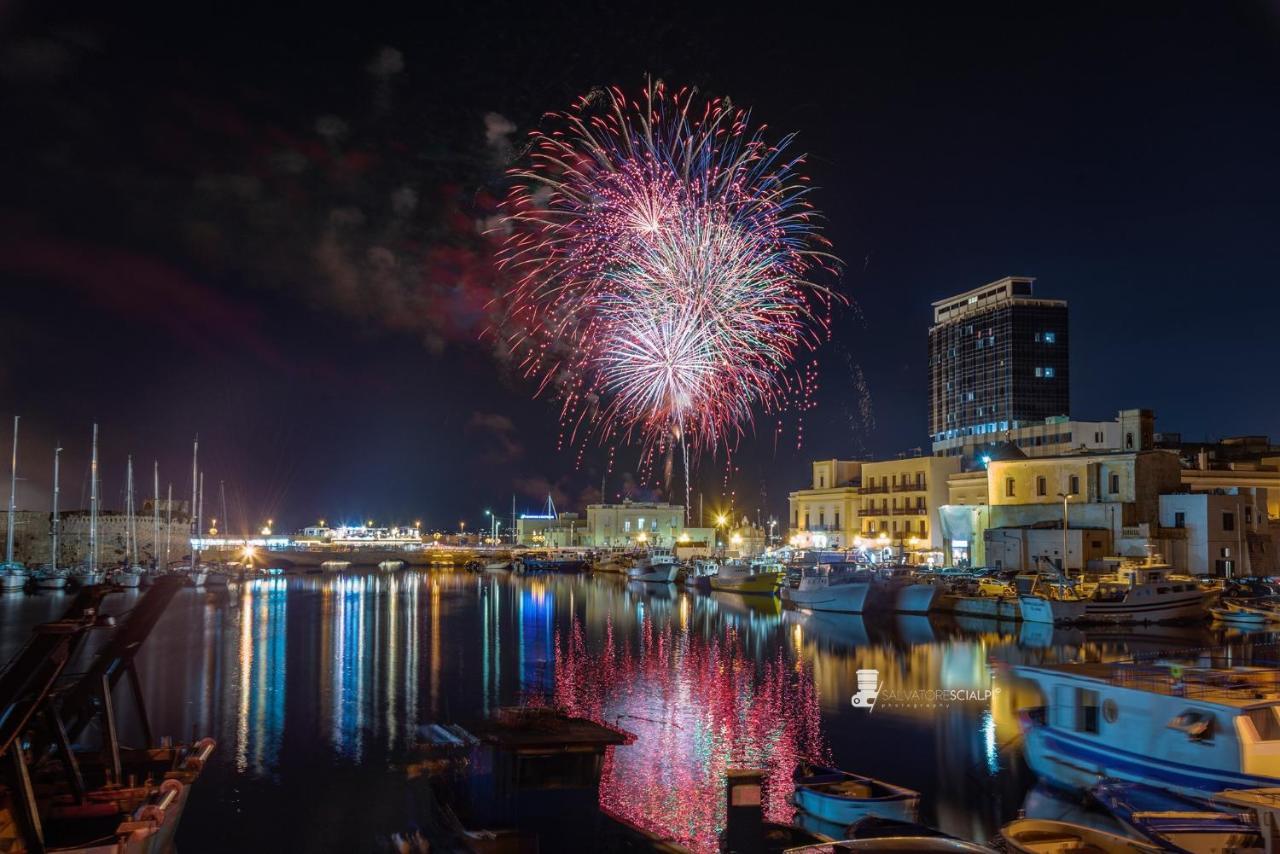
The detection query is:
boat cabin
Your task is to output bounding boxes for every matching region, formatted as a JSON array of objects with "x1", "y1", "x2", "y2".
[{"x1": 1014, "y1": 661, "x2": 1280, "y2": 794}]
